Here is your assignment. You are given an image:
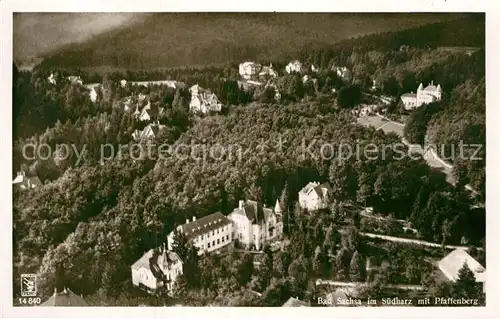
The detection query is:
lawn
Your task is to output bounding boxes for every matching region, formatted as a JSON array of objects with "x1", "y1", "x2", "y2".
[{"x1": 357, "y1": 115, "x2": 404, "y2": 137}]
